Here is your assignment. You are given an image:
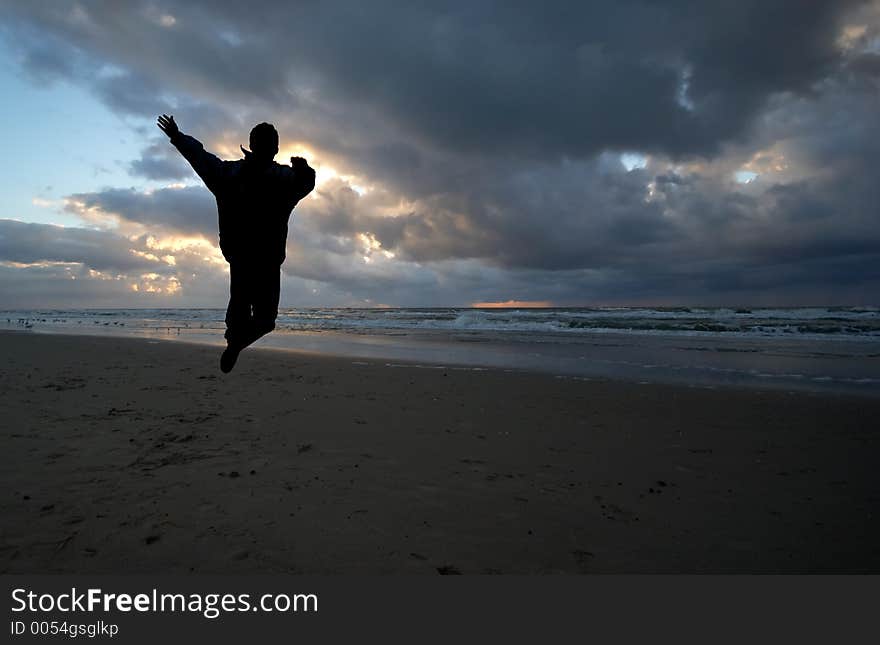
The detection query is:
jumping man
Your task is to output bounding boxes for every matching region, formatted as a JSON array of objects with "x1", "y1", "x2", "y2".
[{"x1": 157, "y1": 114, "x2": 316, "y2": 373}]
